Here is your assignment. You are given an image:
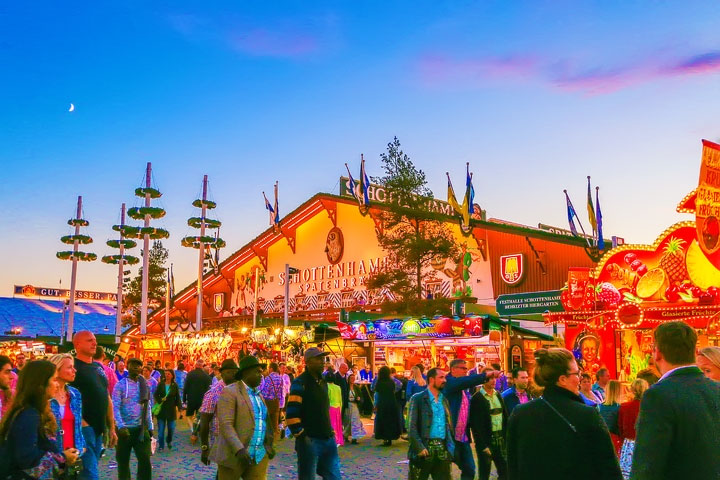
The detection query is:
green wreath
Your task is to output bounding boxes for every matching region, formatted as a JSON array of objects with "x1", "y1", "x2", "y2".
[
  {"x1": 67, "y1": 218, "x2": 89, "y2": 227},
  {"x1": 181, "y1": 236, "x2": 225, "y2": 249},
  {"x1": 60, "y1": 234, "x2": 93, "y2": 245},
  {"x1": 127, "y1": 206, "x2": 166, "y2": 220},
  {"x1": 57, "y1": 251, "x2": 97, "y2": 261},
  {"x1": 192, "y1": 199, "x2": 217, "y2": 209},
  {"x1": 135, "y1": 187, "x2": 162, "y2": 199},
  {"x1": 101, "y1": 254, "x2": 140, "y2": 265},
  {"x1": 112, "y1": 225, "x2": 140, "y2": 237},
  {"x1": 188, "y1": 217, "x2": 221, "y2": 229},
  {"x1": 106, "y1": 239, "x2": 137, "y2": 249},
  {"x1": 137, "y1": 227, "x2": 169, "y2": 239}
]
